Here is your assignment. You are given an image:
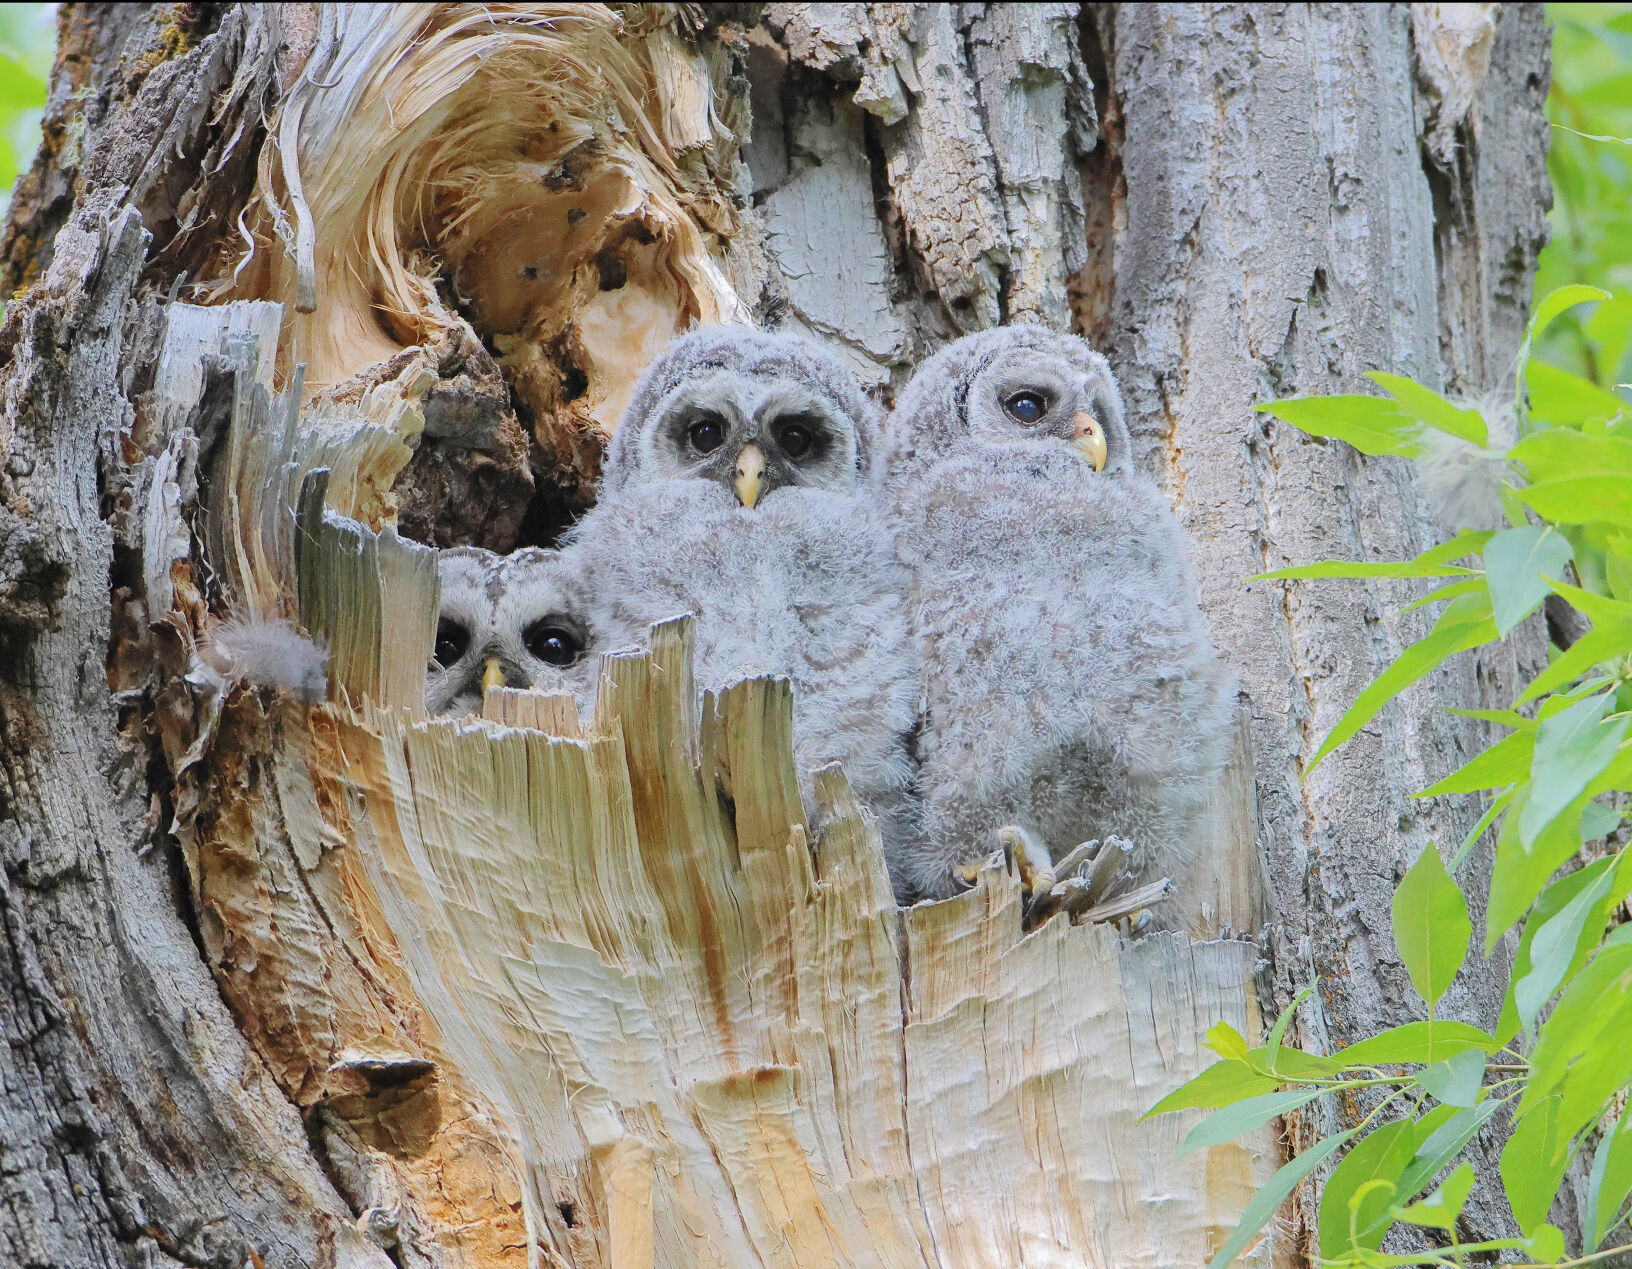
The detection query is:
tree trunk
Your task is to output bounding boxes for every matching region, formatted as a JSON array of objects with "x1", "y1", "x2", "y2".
[{"x1": 0, "y1": 4, "x2": 1551, "y2": 1268}]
